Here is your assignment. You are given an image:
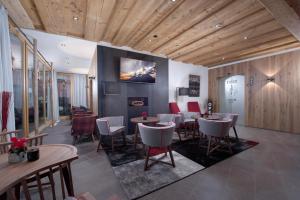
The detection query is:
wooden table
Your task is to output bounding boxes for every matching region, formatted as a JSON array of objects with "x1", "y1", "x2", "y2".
[
  {"x1": 130, "y1": 117, "x2": 159, "y2": 149},
  {"x1": 0, "y1": 144, "x2": 78, "y2": 199}
]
